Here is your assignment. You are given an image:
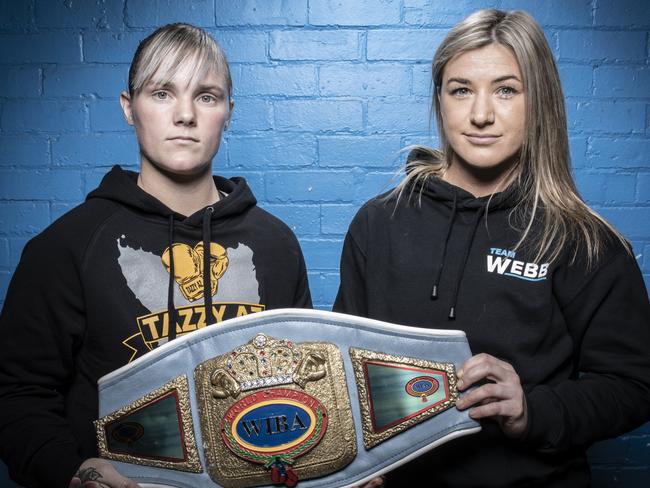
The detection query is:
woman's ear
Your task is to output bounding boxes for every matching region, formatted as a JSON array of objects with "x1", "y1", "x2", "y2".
[
  {"x1": 436, "y1": 86, "x2": 445, "y2": 122},
  {"x1": 225, "y1": 99, "x2": 234, "y2": 131},
  {"x1": 120, "y1": 91, "x2": 135, "y2": 126}
]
